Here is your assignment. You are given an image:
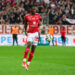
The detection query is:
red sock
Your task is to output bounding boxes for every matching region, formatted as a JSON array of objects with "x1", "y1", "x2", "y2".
[
  {"x1": 28, "y1": 51, "x2": 34, "y2": 62},
  {"x1": 24, "y1": 46, "x2": 30, "y2": 59}
]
